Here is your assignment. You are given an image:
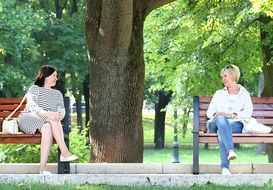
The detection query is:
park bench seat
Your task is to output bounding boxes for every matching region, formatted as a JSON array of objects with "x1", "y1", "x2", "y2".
[
  {"x1": 0, "y1": 97, "x2": 71, "y2": 174},
  {"x1": 193, "y1": 96, "x2": 273, "y2": 174}
]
